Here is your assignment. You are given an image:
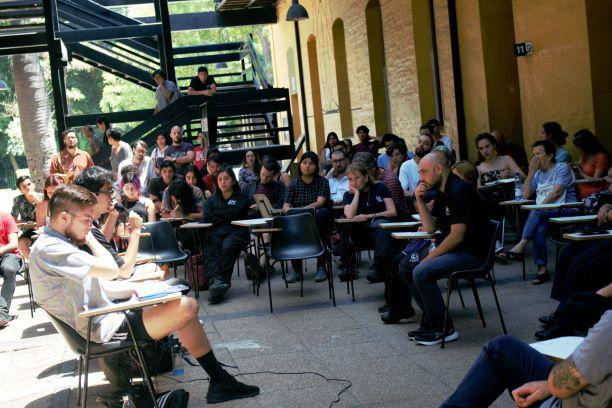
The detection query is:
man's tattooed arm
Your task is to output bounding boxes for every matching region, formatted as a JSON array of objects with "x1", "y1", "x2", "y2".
[{"x1": 547, "y1": 357, "x2": 589, "y2": 399}]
